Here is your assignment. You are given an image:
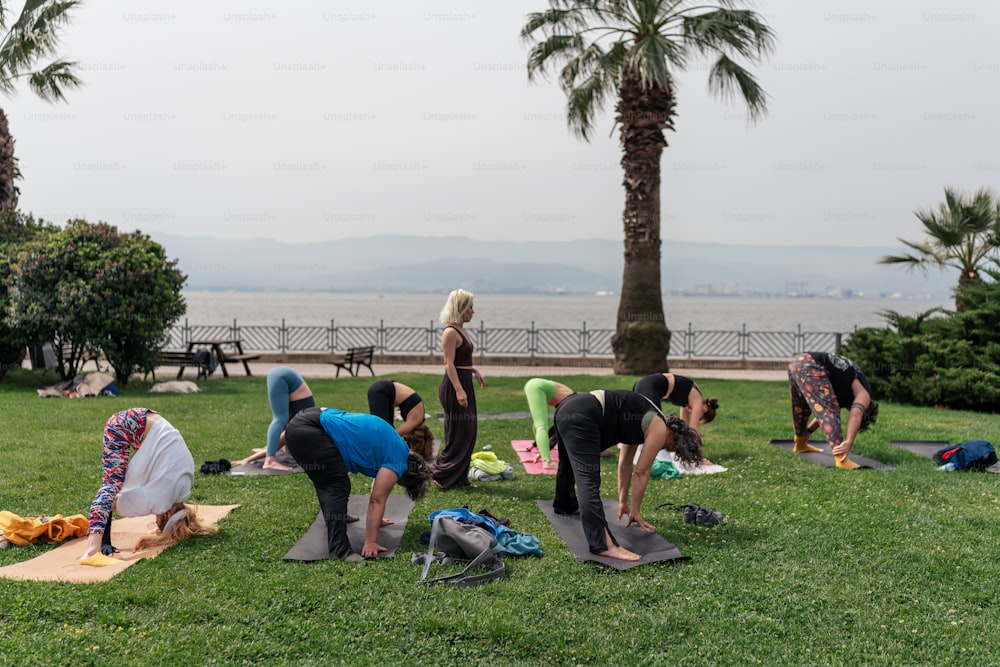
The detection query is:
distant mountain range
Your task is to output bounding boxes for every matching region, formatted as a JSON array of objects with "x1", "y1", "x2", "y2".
[{"x1": 149, "y1": 233, "x2": 953, "y2": 297}]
